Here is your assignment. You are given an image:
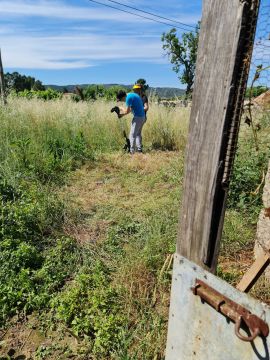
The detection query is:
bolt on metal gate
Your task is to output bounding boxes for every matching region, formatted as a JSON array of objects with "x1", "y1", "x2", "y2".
[{"x1": 165, "y1": 1, "x2": 270, "y2": 359}]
